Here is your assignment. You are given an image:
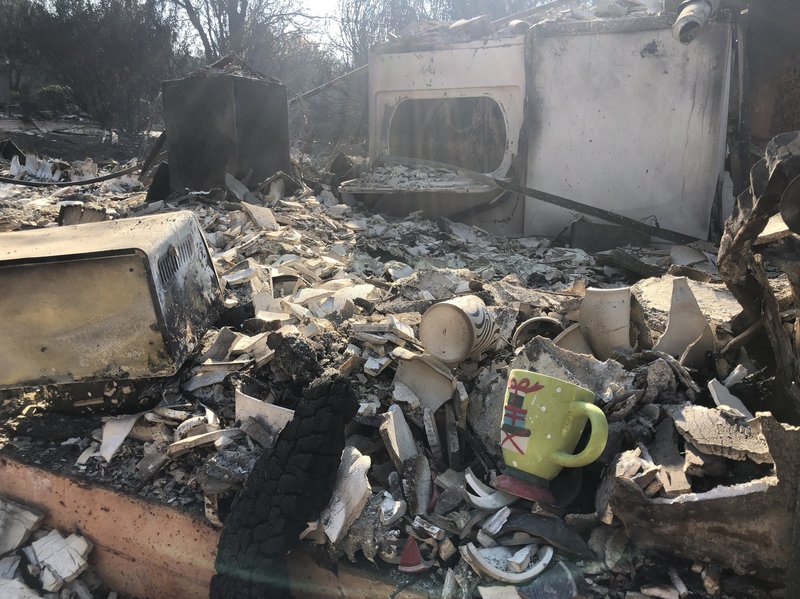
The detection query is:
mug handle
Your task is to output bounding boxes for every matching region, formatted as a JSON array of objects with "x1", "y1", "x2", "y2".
[{"x1": 550, "y1": 402, "x2": 609, "y2": 468}]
